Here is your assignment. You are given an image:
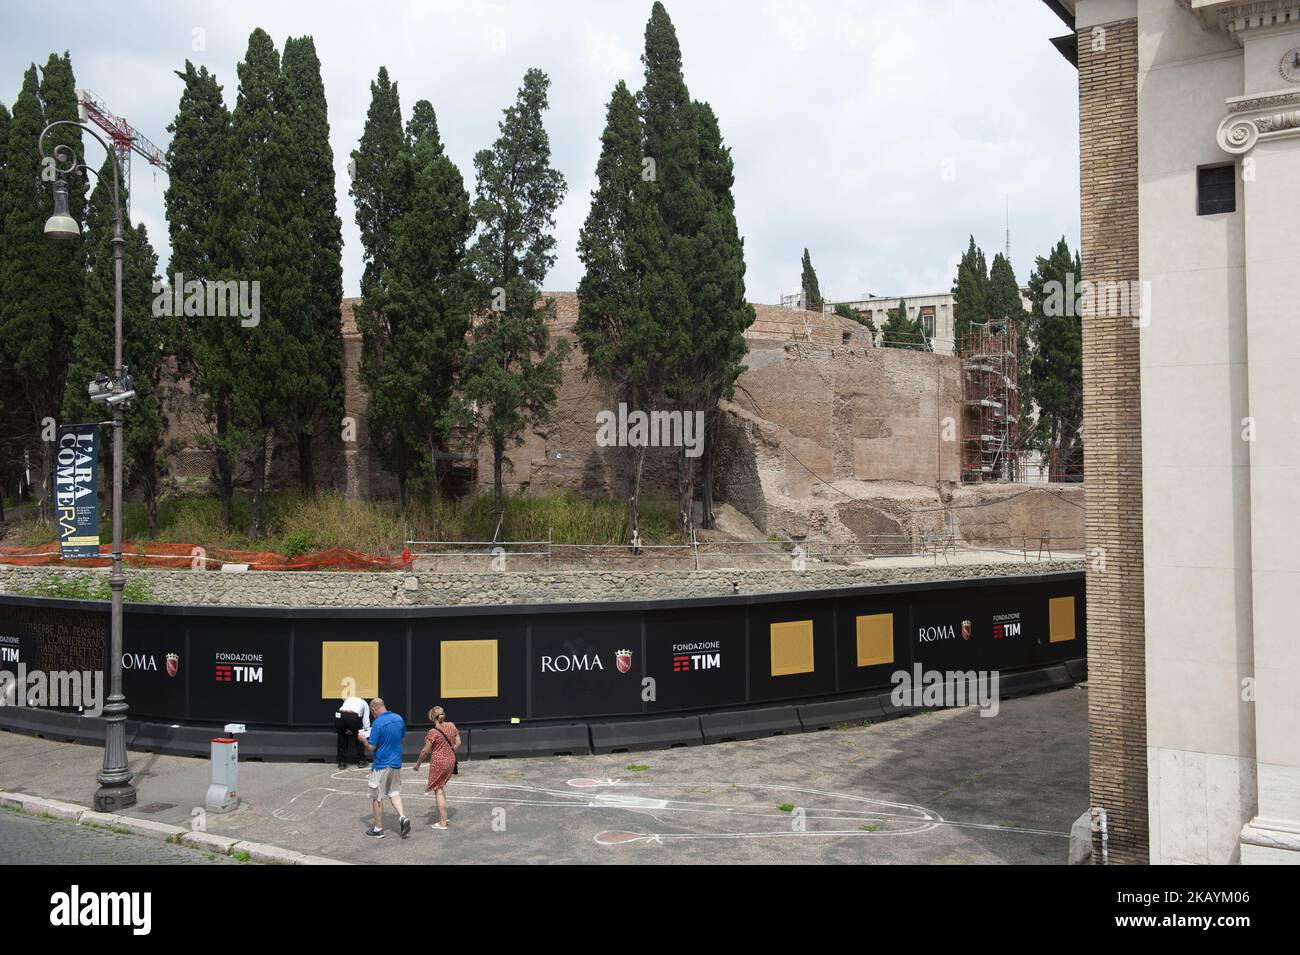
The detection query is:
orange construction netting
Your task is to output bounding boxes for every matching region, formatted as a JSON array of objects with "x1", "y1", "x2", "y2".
[{"x1": 0, "y1": 541, "x2": 411, "y2": 572}]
